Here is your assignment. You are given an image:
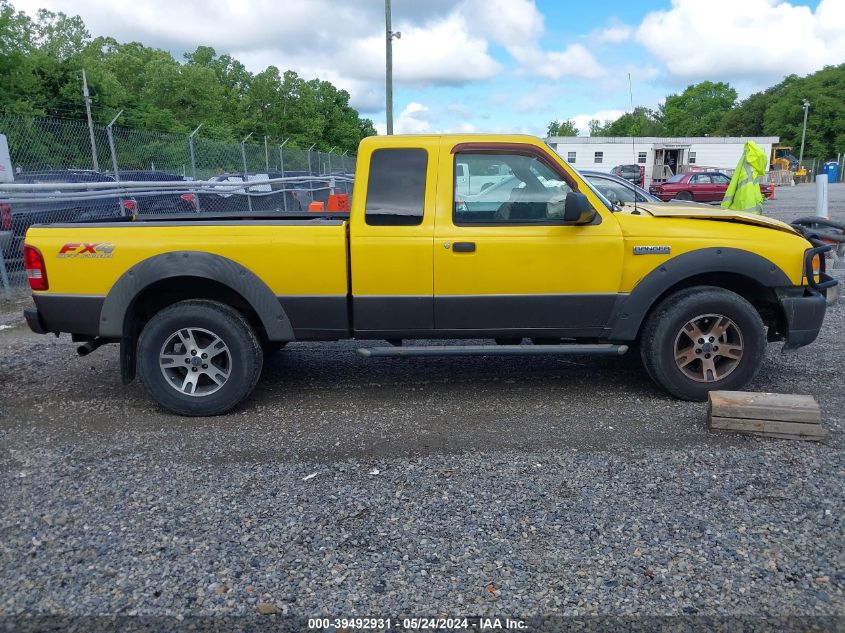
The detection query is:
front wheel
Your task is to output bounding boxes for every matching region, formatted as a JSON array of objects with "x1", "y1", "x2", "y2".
[
  {"x1": 639, "y1": 287, "x2": 766, "y2": 401},
  {"x1": 137, "y1": 300, "x2": 263, "y2": 416}
]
